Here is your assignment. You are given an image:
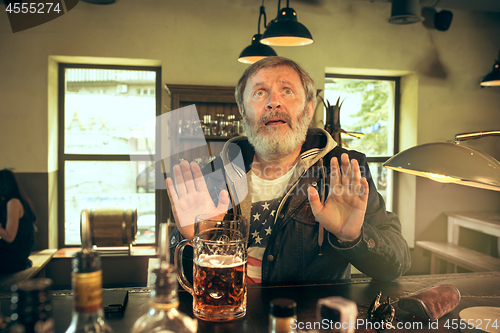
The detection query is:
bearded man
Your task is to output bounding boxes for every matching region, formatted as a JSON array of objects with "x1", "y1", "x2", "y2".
[{"x1": 167, "y1": 56, "x2": 410, "y2": 285}]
